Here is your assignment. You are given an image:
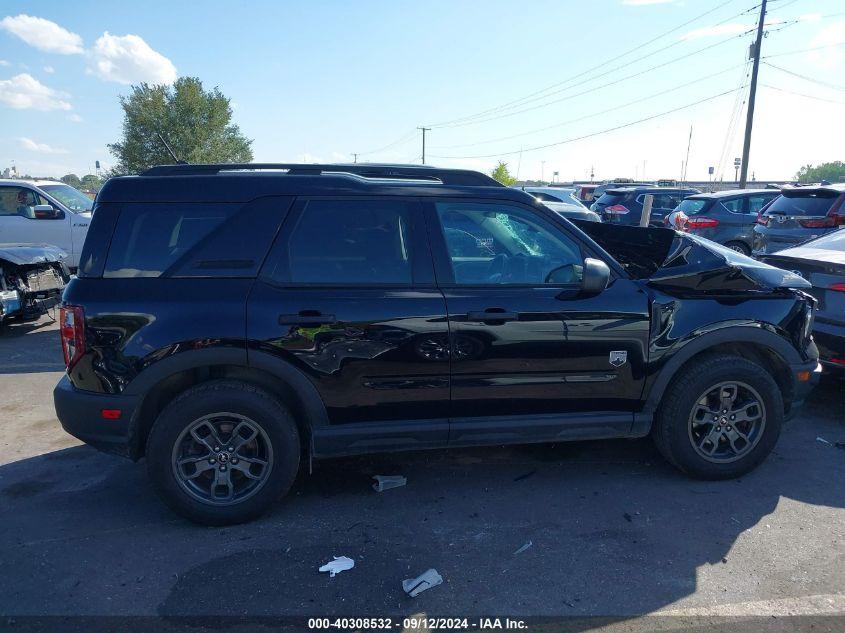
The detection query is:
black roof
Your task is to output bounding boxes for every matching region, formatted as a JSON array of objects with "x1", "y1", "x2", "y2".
[{"x1": 97, "y1": 163, "x2": 534, "y2": 204}]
